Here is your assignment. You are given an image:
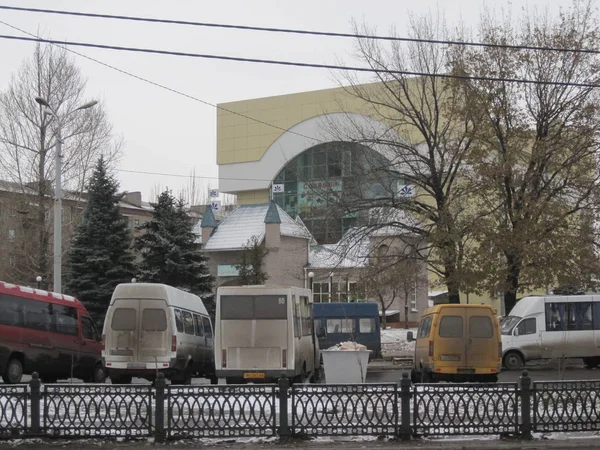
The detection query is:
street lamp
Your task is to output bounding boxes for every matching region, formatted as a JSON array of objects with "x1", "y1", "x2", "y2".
[
  {"x1": 35, "y1": 96, "x2": 98, "y2": 294},
  {"x1": 308, "y1": 271, "x2": 314, "y2": 294},
  {"x1": 36, "y1": 276, "x2": 42, "y2": 289}
]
